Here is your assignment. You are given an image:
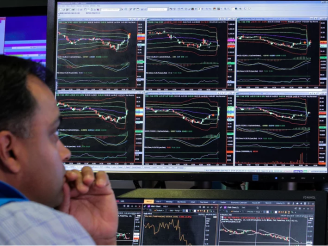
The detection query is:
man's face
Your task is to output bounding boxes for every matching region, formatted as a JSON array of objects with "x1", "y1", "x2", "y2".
[{"x1": 16, "y1": 75, "x2": 71, "y2": 207}]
